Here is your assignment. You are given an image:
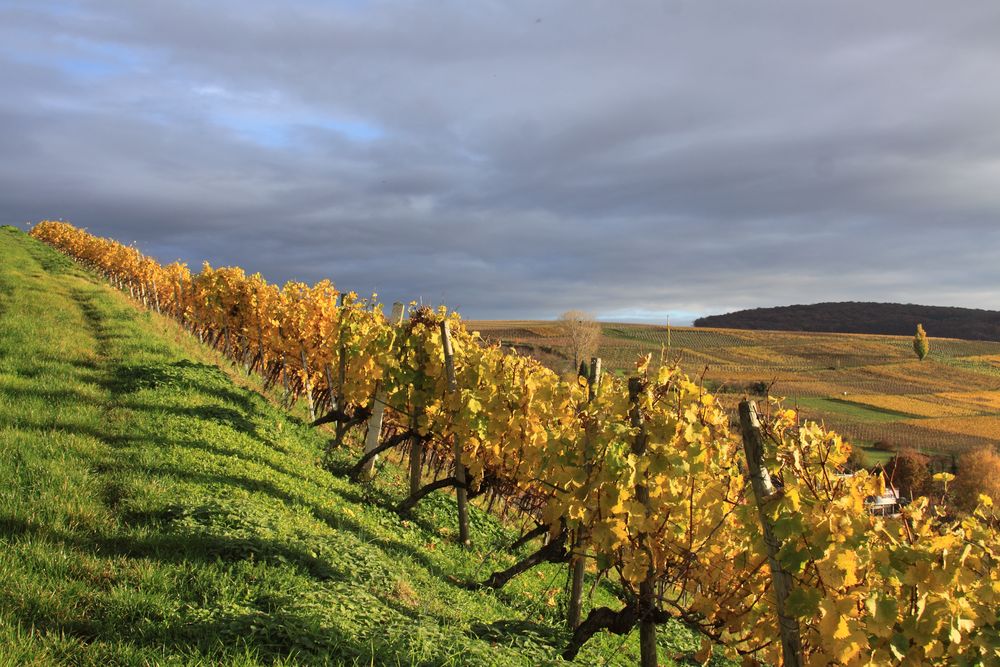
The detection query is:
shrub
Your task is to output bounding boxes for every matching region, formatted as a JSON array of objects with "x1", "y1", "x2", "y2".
[
  {"x1": 886, "y1": 448, "x2": 931, "y2": 499},
  {"x1": 952, "y1": 447, "x2": 1000, "y2": 513},
  {"x1": 844, "y1": 446, "x2": 868, "y2": 473}
]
